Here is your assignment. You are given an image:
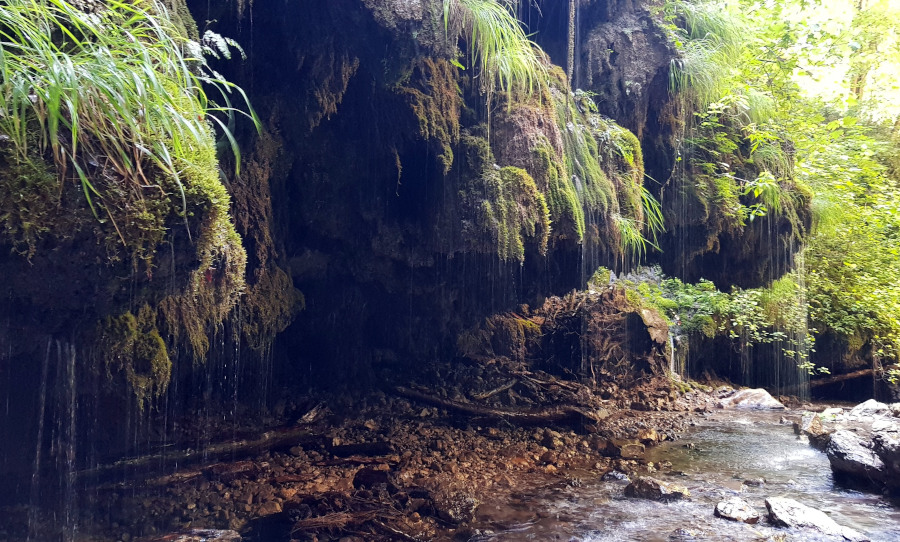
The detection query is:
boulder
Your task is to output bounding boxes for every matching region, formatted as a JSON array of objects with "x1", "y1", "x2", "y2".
[
  {"x1": 826, "y1": 430, "x2": 886, "y2": 486},
  {"x1": 849, "y1": 399, "x2": 892, "y2": 418},
  {"x1": 765, "y1": 497, "x2": 869, "y2": 541},
  {"x1": 624, "y1": 476, "x2": 690, "y2": 502},
  {"x1": 433, "y1": 491, "x2": 479, "y2": 524},
  {"x1": 795, "y1": 412, "x2": 833, "y2": 450},
  {"x1": 714, "y1": 497, "x2": 759, "y2": 524},
  {"x1": 607, "y1": 439, "x2": 646, "y2": 459},
  {"x1": 718, "y1": 389, "x2": 785, "y2": 410},
  {"x1": 872, "y1": 428, "x2": 900, "y2": 490}
]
